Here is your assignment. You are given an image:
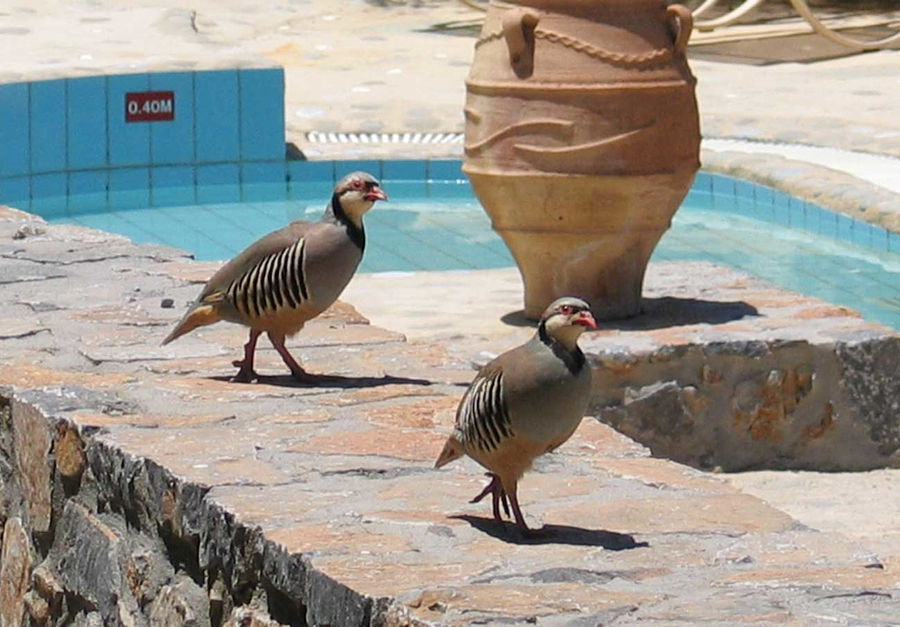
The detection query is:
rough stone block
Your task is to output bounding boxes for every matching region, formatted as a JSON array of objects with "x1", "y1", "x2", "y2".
[
  {"x1": 589, "y1": 336, "x2": 900, "y2": 471},
  {"x1": 148, "y1": 574, "x2": 210, "y2": 627},
  {"x1": 306, "y1": 569, "x2": 372, "y2": 627},
  {"x1": 0, "y1": 517, "x2": 32, "y2": 627},
  {"x1": 223, "y1": 605, "x2": 281, "y2": 627},
  {"x1": 55, "y1": 422, "x2": 86, "y2": 480},
  {"x1": 44, "y1": 501, "x2": 144, "y2": 624},
  {"x1": 11, "y1": 399, "x2": 53, "y2": 532},
  {"x1": 26, "y1": 564, "x2": 65, "y2": 624}
]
